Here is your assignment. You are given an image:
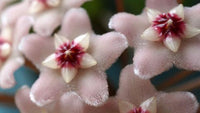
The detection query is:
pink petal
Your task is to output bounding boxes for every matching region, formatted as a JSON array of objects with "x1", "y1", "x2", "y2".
[
  {"x1": 34, "y1": 9, "x2": 64, "y2": 36},
  {"x1": 109, "y1": 13, "x2": 148, "y2": 47},
  {"x1": 13, "y1": 16, "x2": 33, "y2": 49},
  {"x1": 117, "y1": 64, "x2": 157, "y2": 106},
  {"x1": 133, "y1": 44, "x2": 173, "y2": 79},
  {"x1": 184, "y1": 3, "x2": 200, "y2": 28},
  {"x1": 74, "y1": 68, "x2": 108, "y2": 106},
  {"x1": 1, "y1": 0, "x2": 29, "y2": 27},
  {"x1": 0, "y1": 57, "x2": 24, "y2": 89},
  {"x1": 157, "y1": 92, "x2": 199, "y2": 113},
  {"x1": 30, "y1": 68, "x2": 68, "y2": 107},
  {"x1": 89, "y1": 32, "x2": 128, "y2": 71},
  {"x1": 59, "y1": 8, "x2": 92, "y2": 40},
  {"x1": 51, "y1": 92, "x2": 86, "y2": 113},
  {"x1": 184, "y1": 4, "x2": 200, "y2": 39},
  {"x1": 175, "y1": 39, "x2": 200, "y2": 70},
  {"x1": 15, "y1": 86, "x2": 44, "y2": 113},
  {"x1": 85, "y1": 98, "x2": 119, "y2": 113},
  {"x1": 145, "y1": 0, "x2": 178, "y2": 12},
  {"x1": 19, "y1": 34, "x2": 54, "y2": 69}
]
